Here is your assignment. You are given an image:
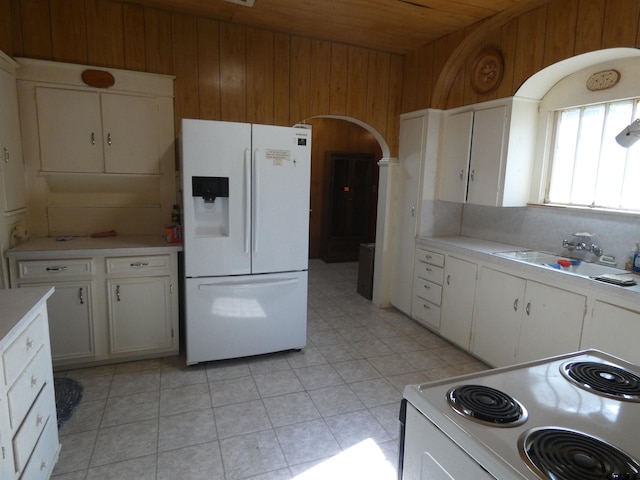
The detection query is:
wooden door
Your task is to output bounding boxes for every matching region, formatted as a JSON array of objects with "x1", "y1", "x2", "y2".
[{"x1": 321, "y1": 152, "x2": 376, "y2": 262}]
